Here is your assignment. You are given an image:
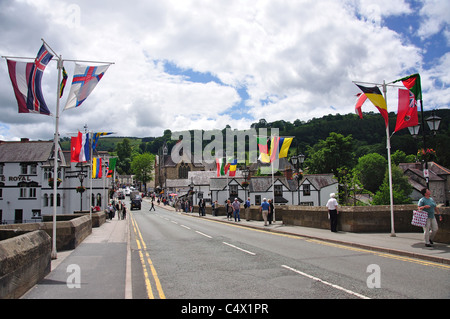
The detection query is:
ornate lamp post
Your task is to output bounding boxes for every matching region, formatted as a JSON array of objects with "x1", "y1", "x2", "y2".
[
  {"x1": 408, "y1": 110, "x2": 441, "y2": 188},
  {"x1": 290, "y1": 153, "x2": 305, "y2": 205}
]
